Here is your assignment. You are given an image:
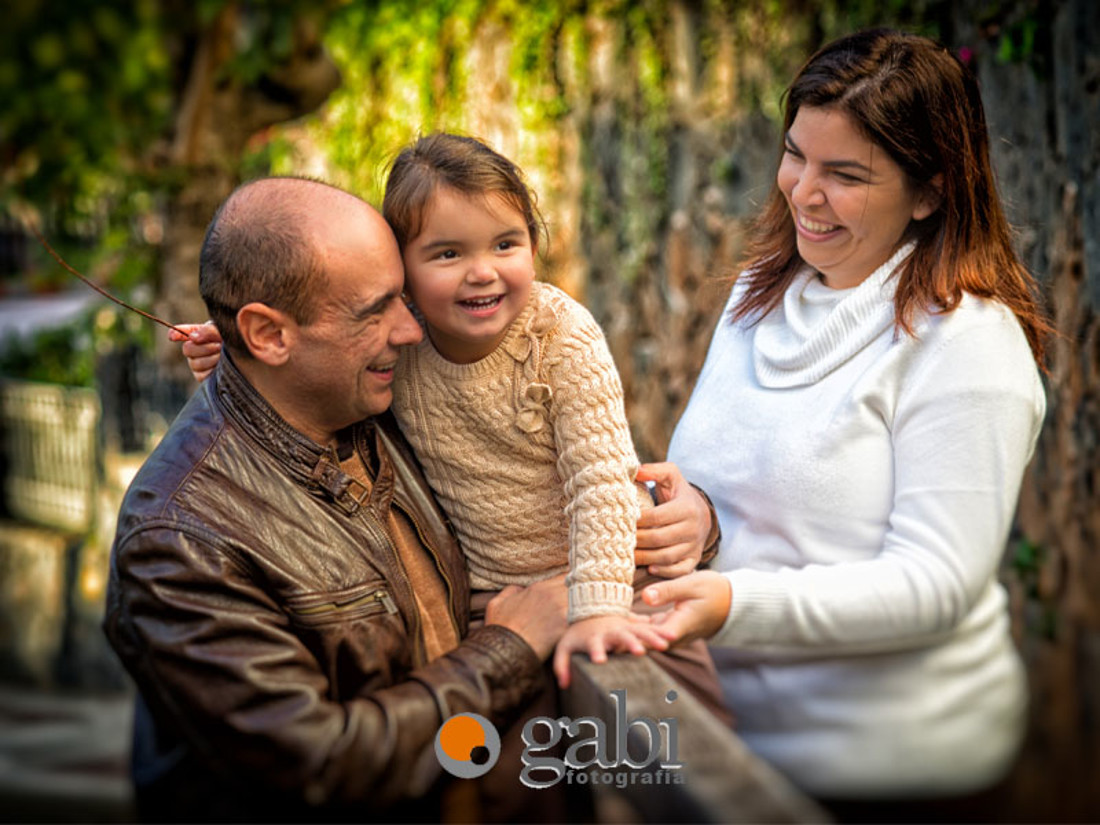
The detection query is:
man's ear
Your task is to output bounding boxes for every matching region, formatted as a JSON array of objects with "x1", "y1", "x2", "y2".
[
  {"x1": 913, "y1": 173, "x2": 944, "y2": 221},
  {"x1": 236, "y1": 302, "x2": 296, "y2": 366}
]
